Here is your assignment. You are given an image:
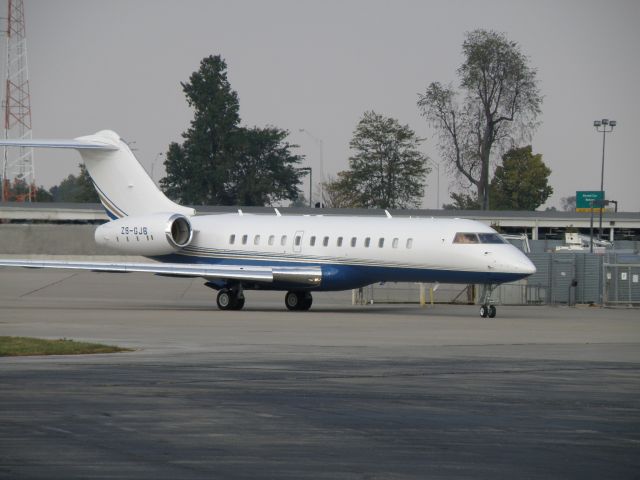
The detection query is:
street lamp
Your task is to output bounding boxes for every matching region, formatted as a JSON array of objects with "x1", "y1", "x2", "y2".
[
  {"x1": 299, "y1": 129, "x2": 324, "y2": 207},
  {"x1": 427, "y1": 159, "x2": 440, "y2": 209},
  {"x1": 298, "y1": 167, "x2": 312, "y2": 207},
  {"x1": 151, "y1": 152, "x2": 163, "y2": 184},
  {"x1": 593, "y1": 118, "x2": 616, "y2": 239}
]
